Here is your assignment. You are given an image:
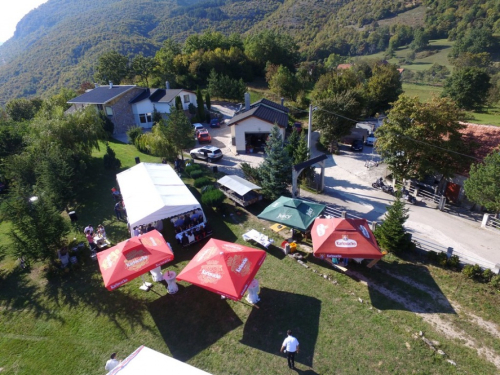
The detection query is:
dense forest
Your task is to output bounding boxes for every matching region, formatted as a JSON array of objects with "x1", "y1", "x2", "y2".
[{"x1": 0, "y1": 0, "x2": 498, "y2": 104}]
